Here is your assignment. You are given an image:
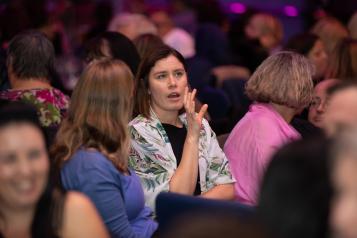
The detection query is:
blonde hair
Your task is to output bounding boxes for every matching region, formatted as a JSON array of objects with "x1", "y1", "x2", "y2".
[
  {"x1": 246, "y1": 51, "x2": 314, "y2": 108},
  {"x1": 311, "y1": 17, "x2": 349, "y2": 56},
  {"x1": 51, "y1": 59, "x2": 133, "y2": 172}
]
